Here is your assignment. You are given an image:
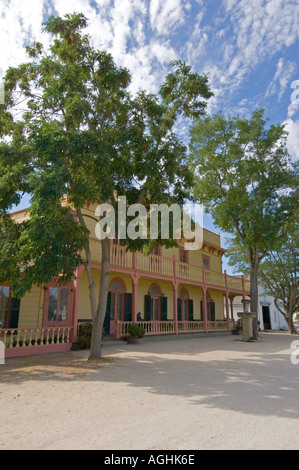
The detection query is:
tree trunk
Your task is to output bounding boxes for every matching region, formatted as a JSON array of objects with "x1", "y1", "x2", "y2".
[
  {"x1": 286, "y1": 310, "x2": 297, "y2": 335},
  {"x1": 89, "y1": 237, "x2": 111, "y2": 360},
  {"x1": 247, "y1": 248, "x2": 260, "y2": 338}
]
